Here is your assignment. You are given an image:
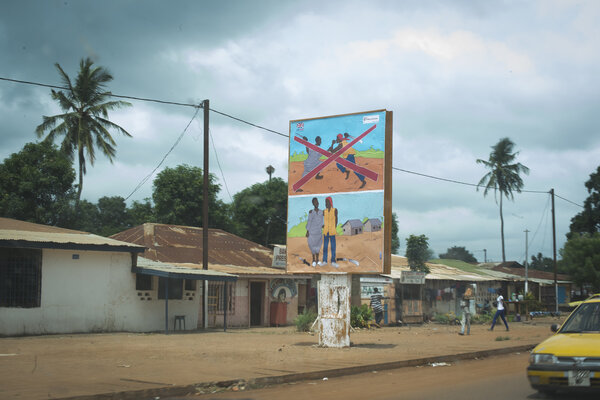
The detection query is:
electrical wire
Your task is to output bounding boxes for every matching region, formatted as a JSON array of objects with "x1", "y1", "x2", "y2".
[
  {"x1": 209, "y1": 128, "x2": 233, "y2": 202},
  {"x1": 123, "y1": 106, "x2": 201, "y2": 201},
  {"x1": 0, "y1": 75, "x2": 585, "y2": 206}
]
